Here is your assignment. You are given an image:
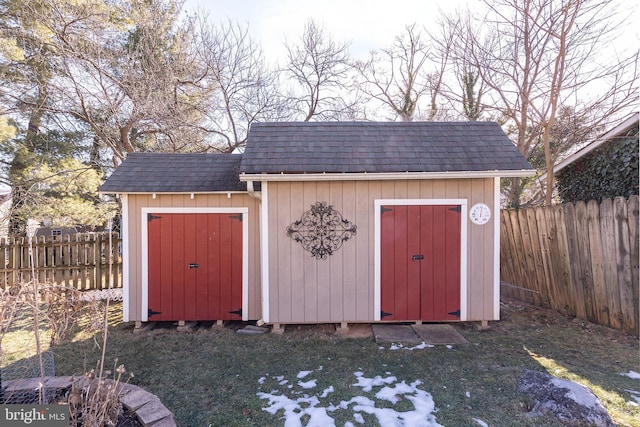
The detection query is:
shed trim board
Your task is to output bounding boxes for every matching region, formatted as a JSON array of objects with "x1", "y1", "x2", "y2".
[
  {"x1": 493, "y1": 177, "x2": 501, "y2": 320},
  {"x1": 374, "y1": 198, "x2": 468, "y2": 321},
  {"x1": 140, "y1": 207, "x2": 249, "y2": 322},
  {"x1": 121, "y1": 194, "x2": 130, "y2": 322},
  {"x1": 240, "y1": 170, "x2": 535, "y2": 182},
  {"x1": 260, "y1": 181, "x2": 270, "y2": 323}
]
